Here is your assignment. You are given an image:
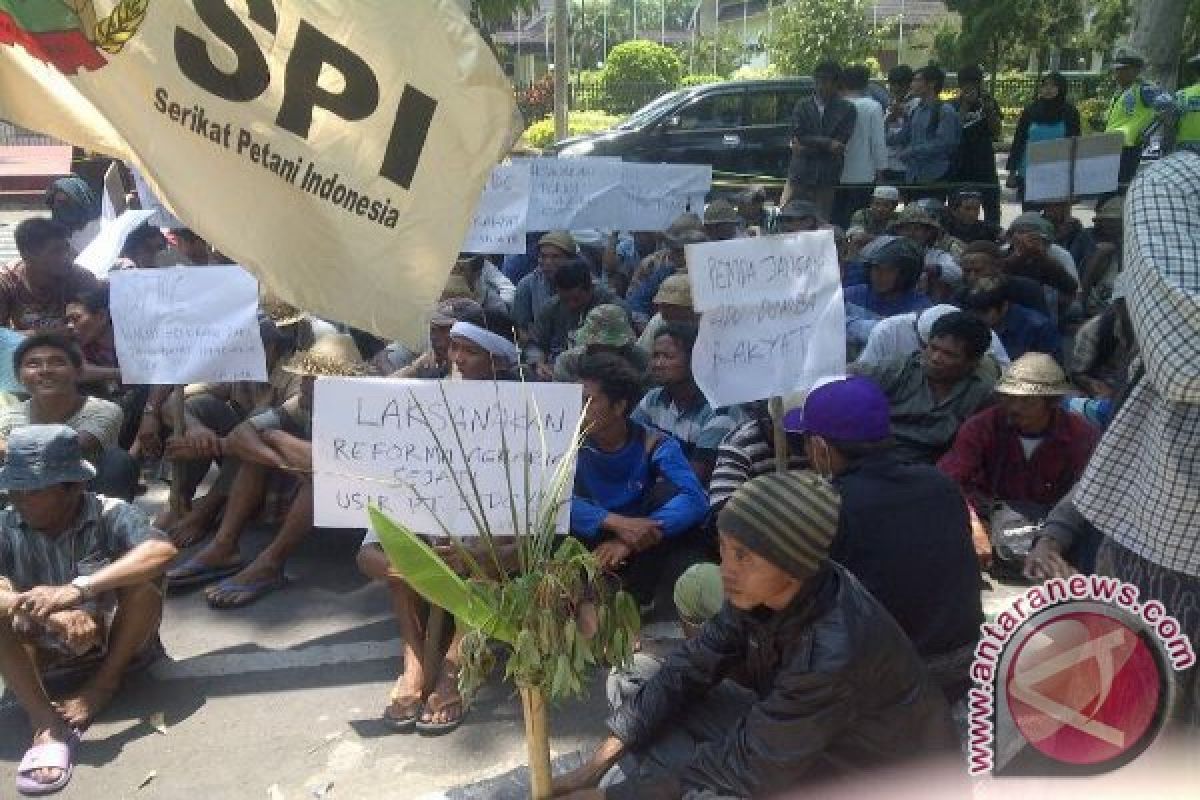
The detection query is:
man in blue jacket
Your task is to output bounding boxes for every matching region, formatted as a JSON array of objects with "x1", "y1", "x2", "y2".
[
  {"x1": 572, "y1": 353, "x2": 708, "y2": 610},
  {"x1": 886, "y1": 64, "x2": 962, "y2": 186}
]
